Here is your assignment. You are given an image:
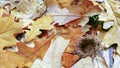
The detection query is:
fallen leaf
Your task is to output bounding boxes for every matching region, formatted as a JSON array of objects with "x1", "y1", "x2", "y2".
[
  {"x1": 25, "y1": 14, "x2": 53, "y2": 42},
  {"x1": 94, "y1": 56, "x2": 109, "y2": 68},
  {"x1": 54, "y1": 0, "x2": 102, "y2": 15},
  {"x1": 65, "y1": 16, "x2": 89, "y2": 27},
  {"x1": 98, "y1": 0, "x2": 119, "y2": 48},
  {"x1": 0, "y1": 51, "x2": 32, "y2": 68},
  {"x1": 71, "y1": 57, "x2": 94, "y2": 68},
  {"x1": 116, "y1": 27, "x2": 120, "y2": 55},
  {"x1": 55, "y1": 26, "x2": 84, "y2": 53},
  {"x1": 0, "y1": 0, "x2": 47, "y2": 19},
  {"x1": 15, "y1": 0, "x2": 47, "y2": 19},
  {"x1": 47, "y1": 4, "x2": 80, "y2": 25},
  {"x1": 62, "y1": 53, "x2": 79, "y2": 68},
  {"x1": 108, "y1": 0, "x2": 120, "y2": 25},
  {"x1": 112, "y1": 55, "x2": 120, "y2": 68},
  {"x1": 45, "y1": 0, "x2": 54, "y2": 6},
  {"x1": 34, "y1": 36, "x2": 69, "y2": 68},
  {"x1": 0, "y1": 15, "x2": 23, "y2": 51},
  {"x1": 17, "y1": 36, "x2": 52, "y2": 61},
  {"x1": 31, "y1": 58, "x2": 43, "y2": 68}
]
